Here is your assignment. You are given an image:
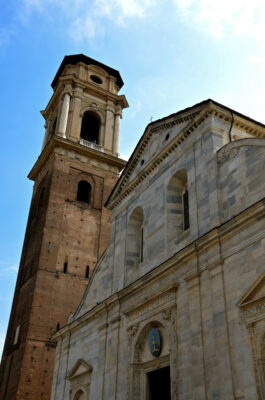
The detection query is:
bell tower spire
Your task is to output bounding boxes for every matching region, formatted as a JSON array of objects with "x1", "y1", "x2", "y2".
[{"x1": 0, "y1": 54, "x2": 128, "y2": 400}]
